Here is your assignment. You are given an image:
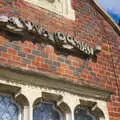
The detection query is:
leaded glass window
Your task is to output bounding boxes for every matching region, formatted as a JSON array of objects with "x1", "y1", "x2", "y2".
[
  {"x1": 0, "y1": 95, "x2": 19, "y2": 120},
  {"x1": 75, "y1": 107, "x2": 96, "y2": 120},
  {"x1": 33, "y1": 102, "x2": 64, "y2": 120}
]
